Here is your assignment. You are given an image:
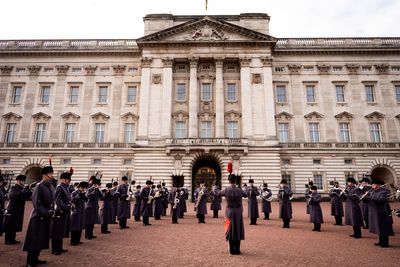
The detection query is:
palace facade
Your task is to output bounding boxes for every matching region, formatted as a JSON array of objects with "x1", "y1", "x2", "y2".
[{"x1": 0, "y1": 13, "x2": 399, "y2": 198}]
